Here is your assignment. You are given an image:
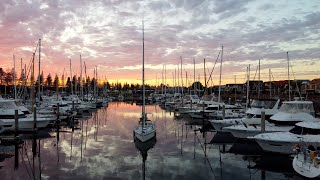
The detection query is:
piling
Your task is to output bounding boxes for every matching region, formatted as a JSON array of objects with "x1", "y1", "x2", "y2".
[{"x1": 261, "y1": 109, "x2": 265, "y2": 132}]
